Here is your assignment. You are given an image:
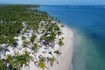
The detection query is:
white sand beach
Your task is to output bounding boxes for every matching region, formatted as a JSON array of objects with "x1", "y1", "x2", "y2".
[
  {"x1": 45, "y1": 26, "x2": 74, "y2": 70},
  {"x1": 24, "y1": 25, "x2": 74, "y2": 70},
  {"x1": 0, "y1": 23, "x2": 74, "y2": 70}
]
